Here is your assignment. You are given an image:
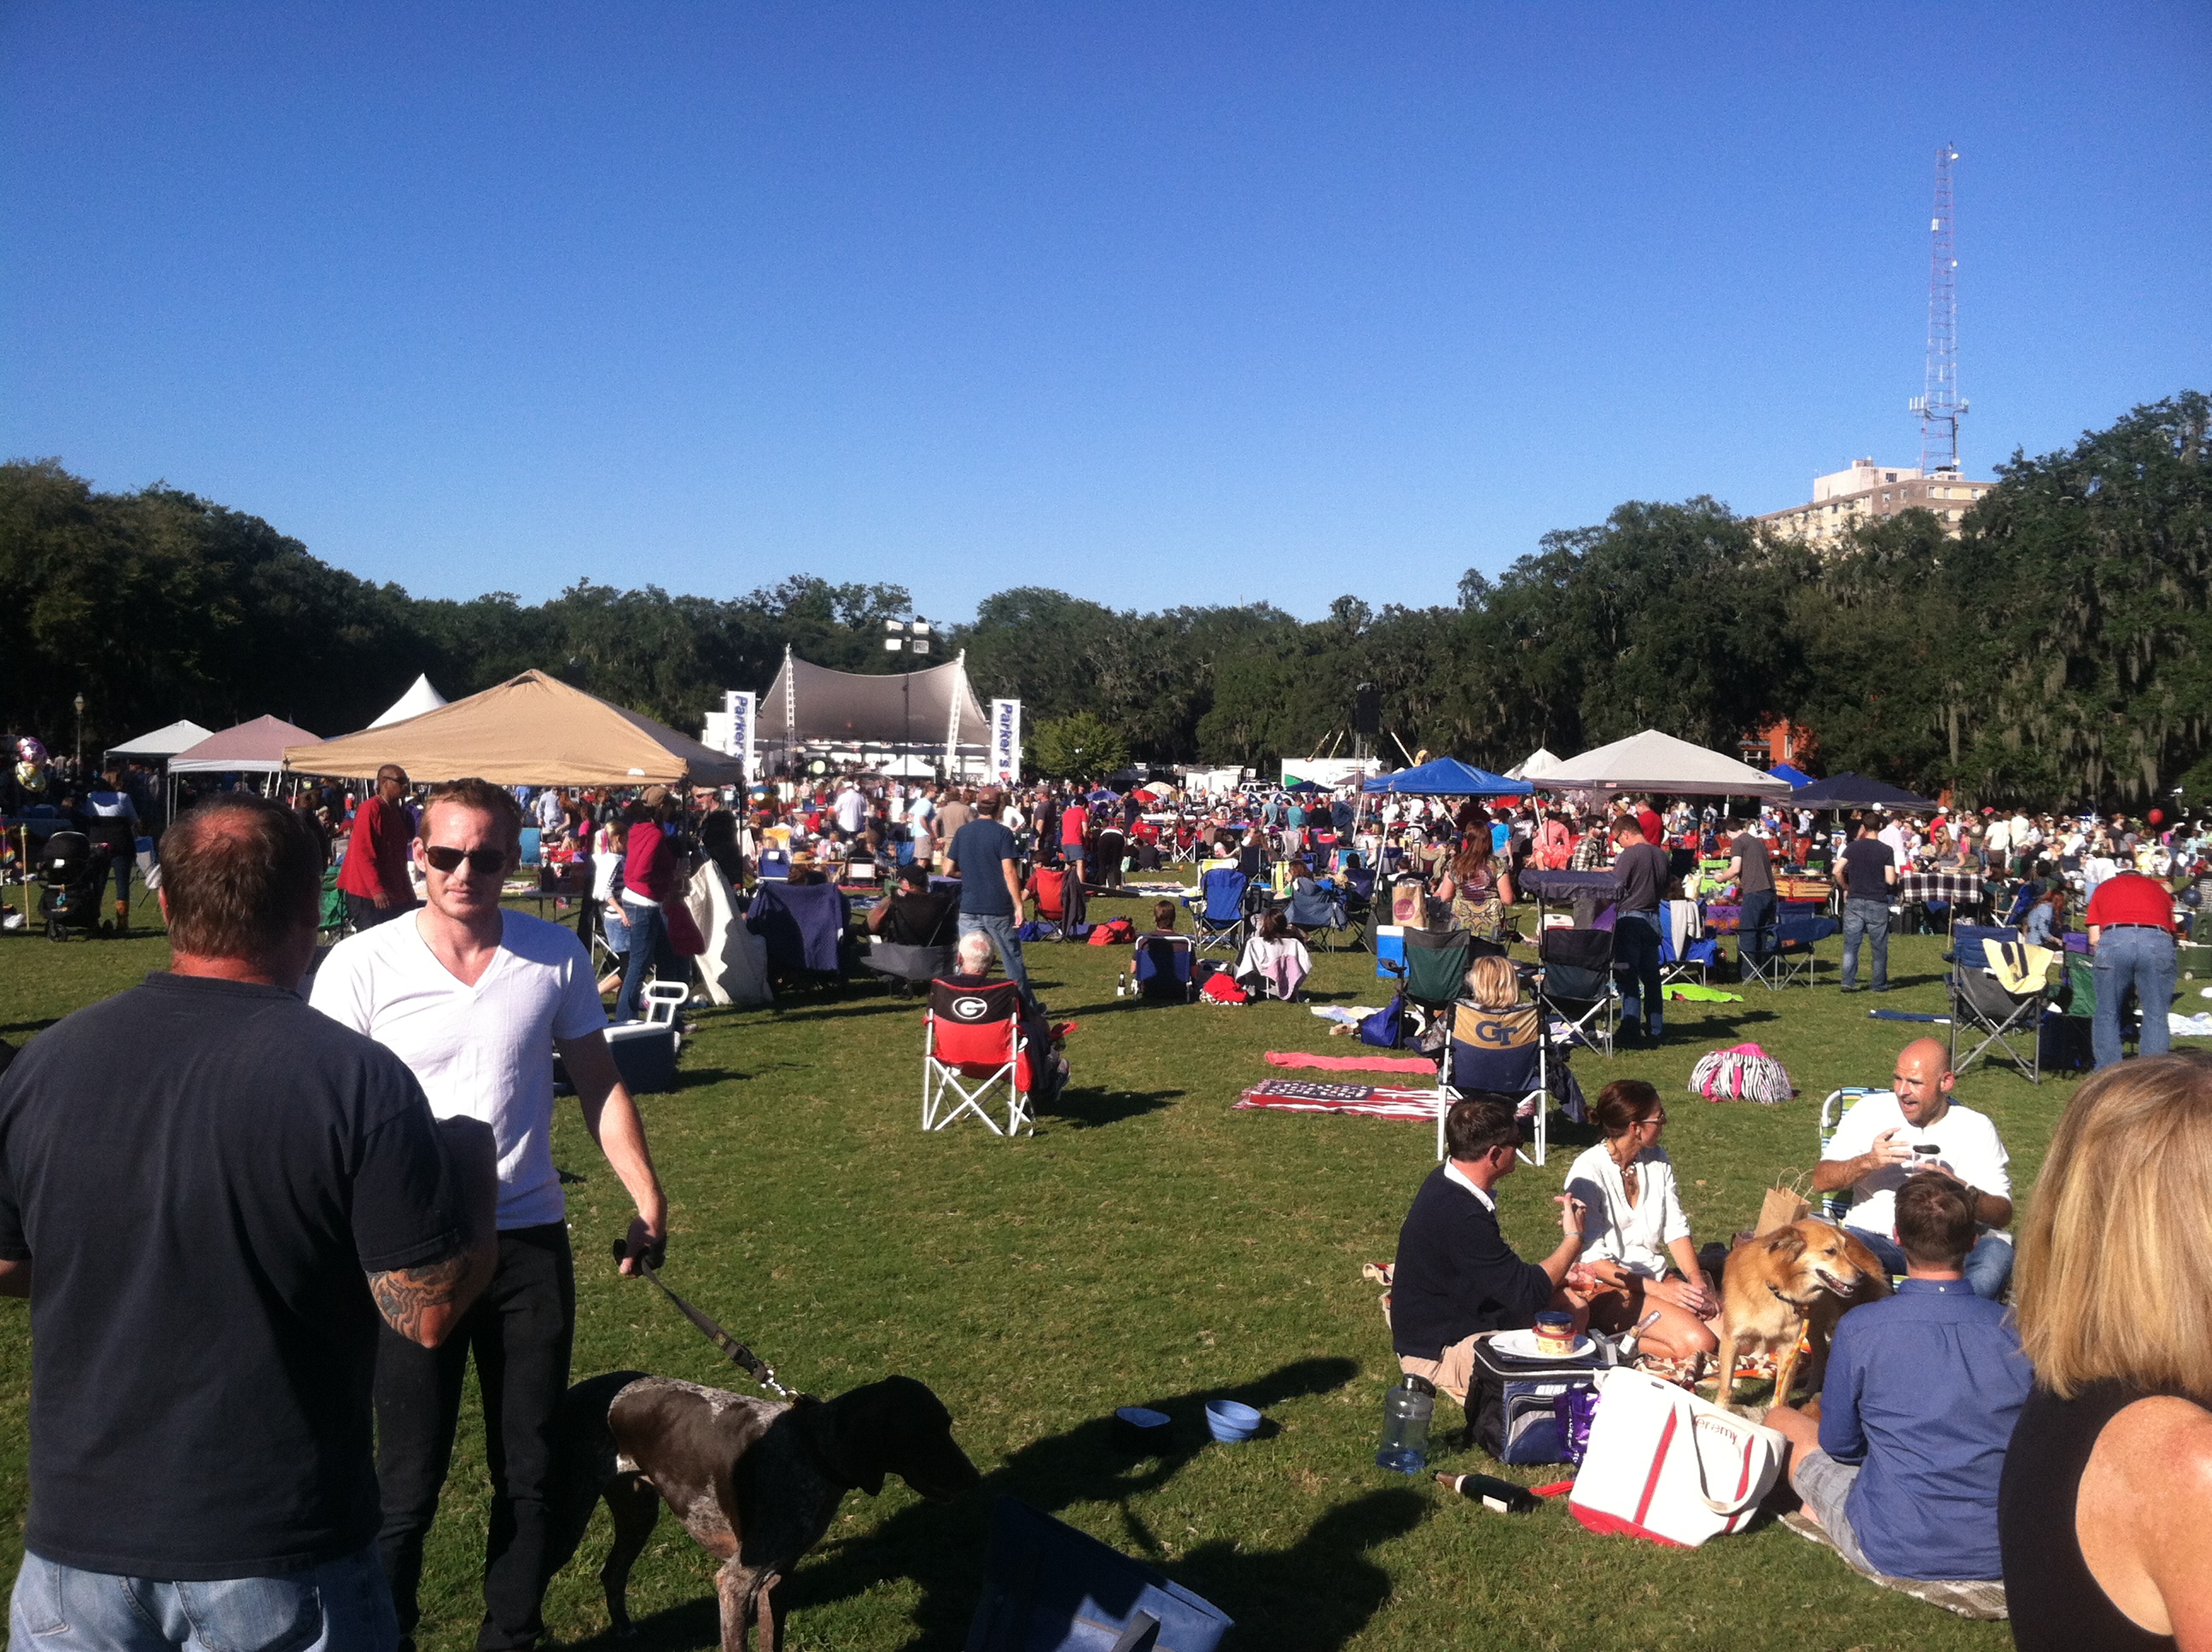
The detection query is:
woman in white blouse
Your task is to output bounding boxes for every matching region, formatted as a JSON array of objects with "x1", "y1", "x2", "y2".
[{"x1": 1563, "y1": 1079, "x2": 1719, "y2": 1361}]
